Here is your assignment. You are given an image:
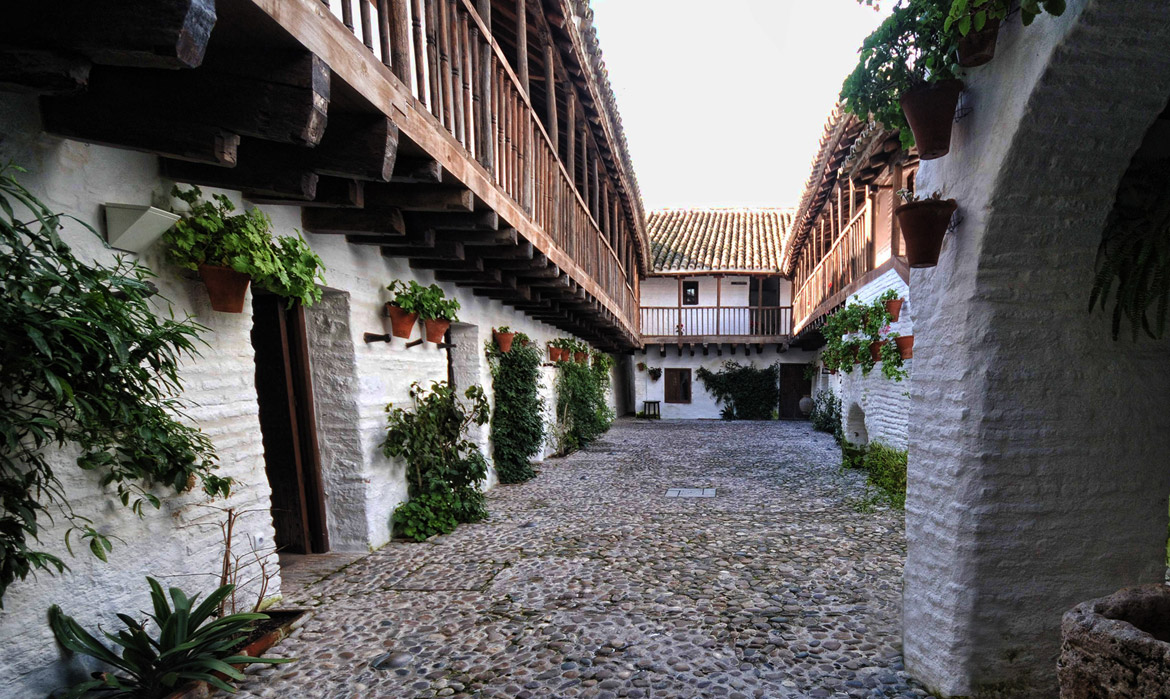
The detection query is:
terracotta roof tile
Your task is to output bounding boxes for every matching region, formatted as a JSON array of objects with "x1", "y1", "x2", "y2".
[{"x1": 646, "y1": 208, "x2": 793, "y2": 274}]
